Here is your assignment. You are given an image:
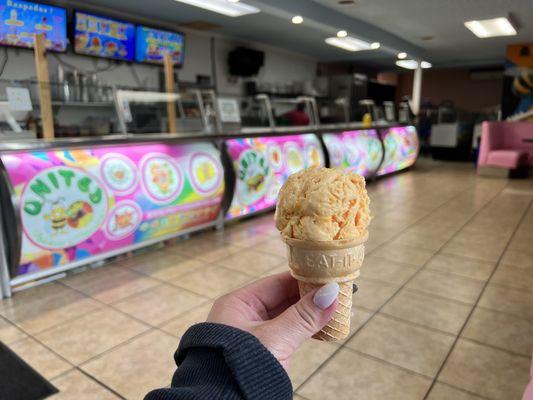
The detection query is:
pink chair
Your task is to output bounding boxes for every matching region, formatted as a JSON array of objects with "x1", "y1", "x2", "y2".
[{"x1": 477, "y1": 121, "x2": 533, "y2": 176}]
